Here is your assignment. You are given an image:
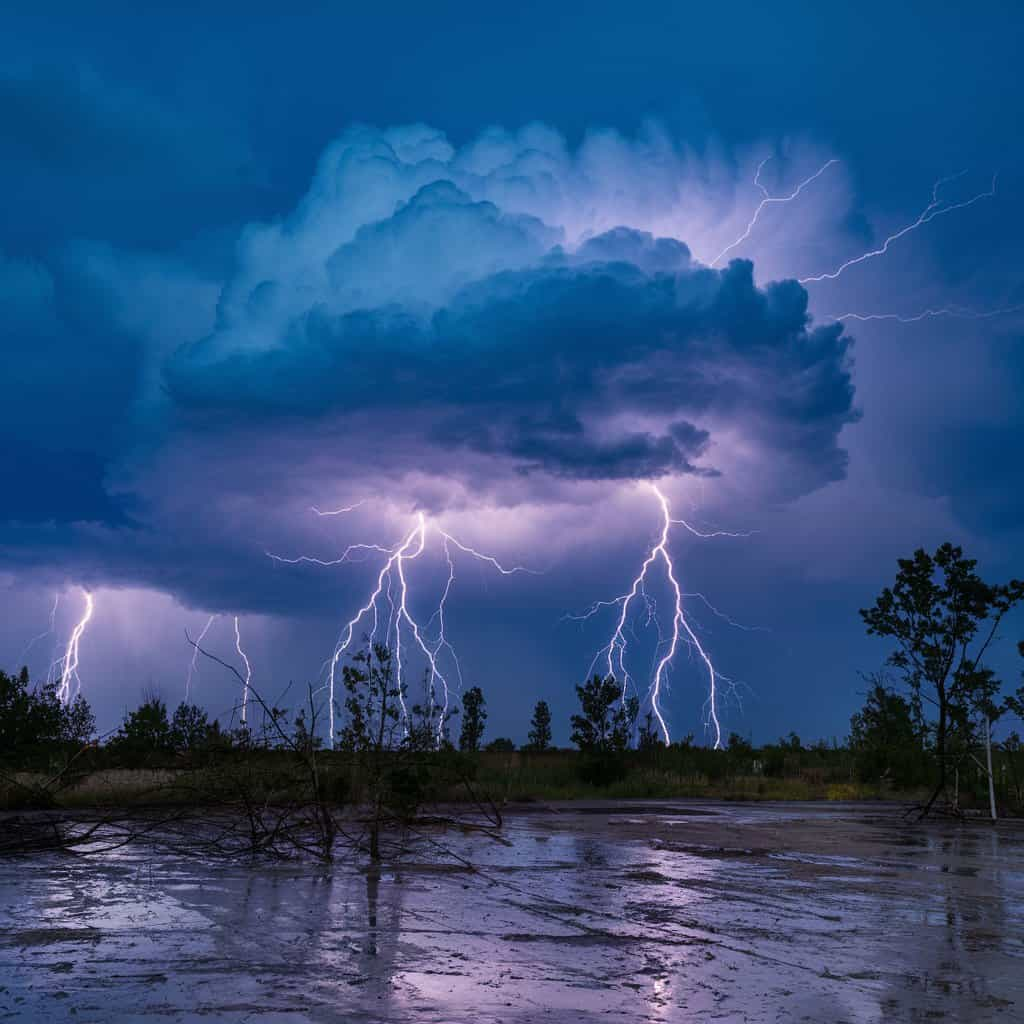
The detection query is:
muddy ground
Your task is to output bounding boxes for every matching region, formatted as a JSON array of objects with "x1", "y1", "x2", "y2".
[{"x1": 1, "y1": 801, "x2": 1021, "y2": 1022}]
